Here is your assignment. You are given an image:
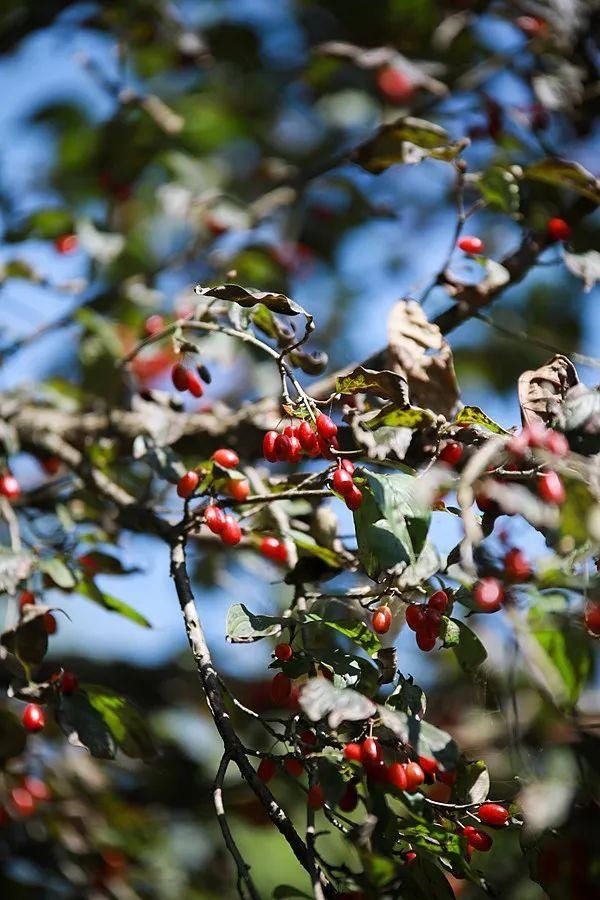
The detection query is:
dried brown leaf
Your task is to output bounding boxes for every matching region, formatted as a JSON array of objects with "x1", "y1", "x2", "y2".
[{"x1": 518, "y1": 355, "x2": 579, "y2": 426}]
